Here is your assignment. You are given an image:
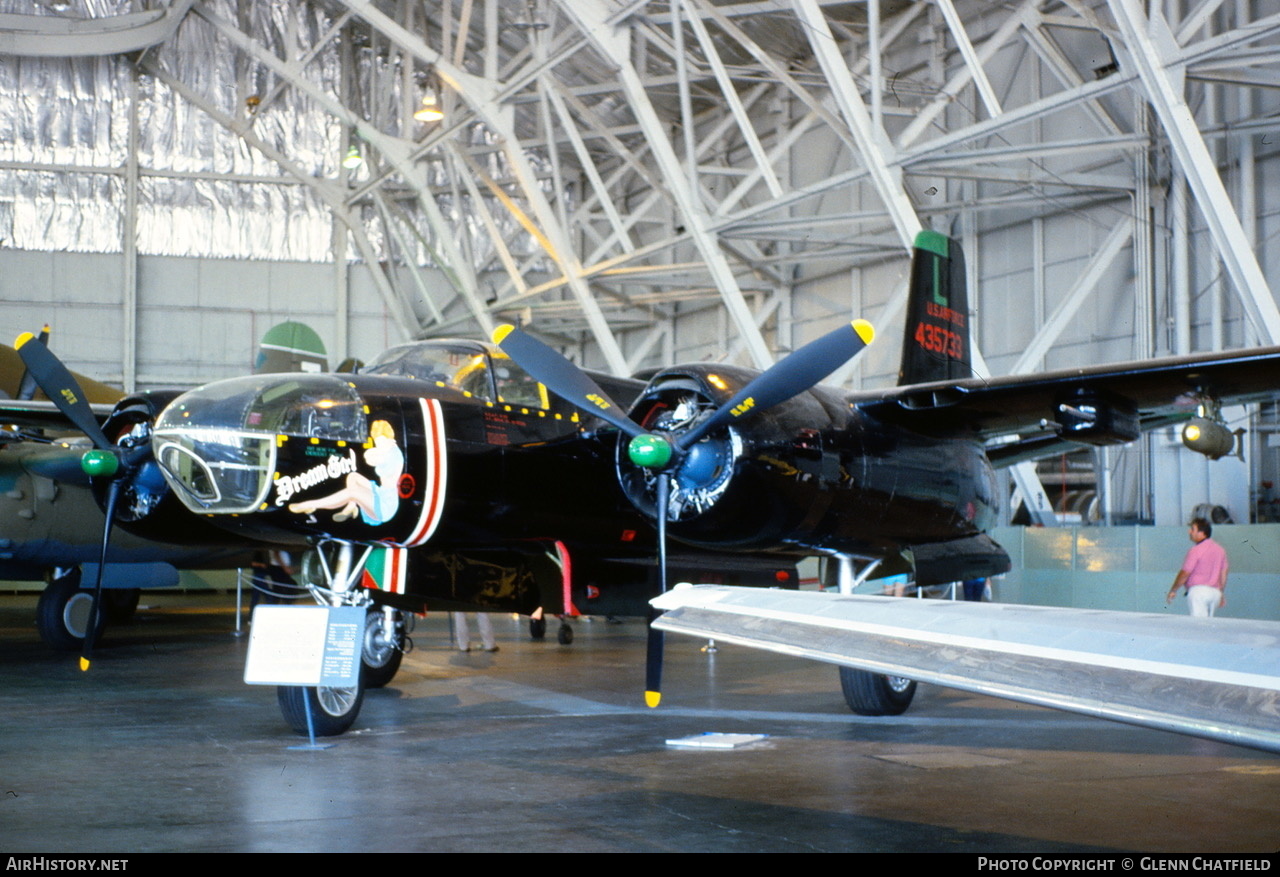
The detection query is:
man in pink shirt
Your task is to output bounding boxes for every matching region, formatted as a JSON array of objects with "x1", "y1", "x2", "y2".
[{"x1": 1166, "y1": 517, "x2": 1229, "y2": 617}]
